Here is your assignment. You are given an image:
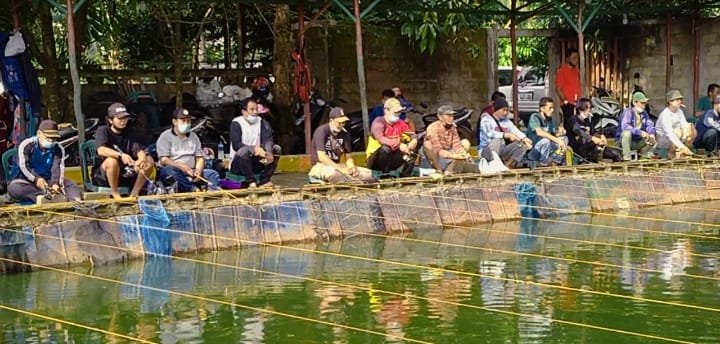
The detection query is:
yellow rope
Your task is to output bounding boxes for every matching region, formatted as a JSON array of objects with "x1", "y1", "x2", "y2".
[
  {"x1": 0, "y1": 303, "x2": 157, "y2": 343},
  {"x1": 0, "y1": 257, "x2": 433, "y2": 344},
  {"x1": 0, "y1": 232, "x2": 695, "y2": 344},
  {"x1": 23, "y1": 208, "x2": 720, "y2": 314}
]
